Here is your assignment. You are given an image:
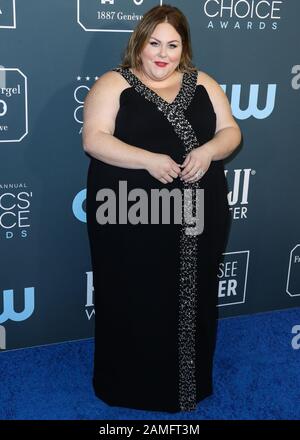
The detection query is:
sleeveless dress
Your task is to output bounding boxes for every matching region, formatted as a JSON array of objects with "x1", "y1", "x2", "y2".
[{"x1": 86, "y1": 67, "x2": 231, "y2": 413}]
